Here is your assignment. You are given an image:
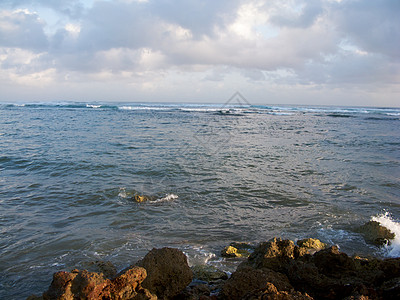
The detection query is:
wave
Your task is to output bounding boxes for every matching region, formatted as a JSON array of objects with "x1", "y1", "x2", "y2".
[
  {"x1": 372, "y1": 212, "x2": 400, "y2": 258},
  {"x1": 1, "y1": 101, "x2": 399, "y2": 118}
]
